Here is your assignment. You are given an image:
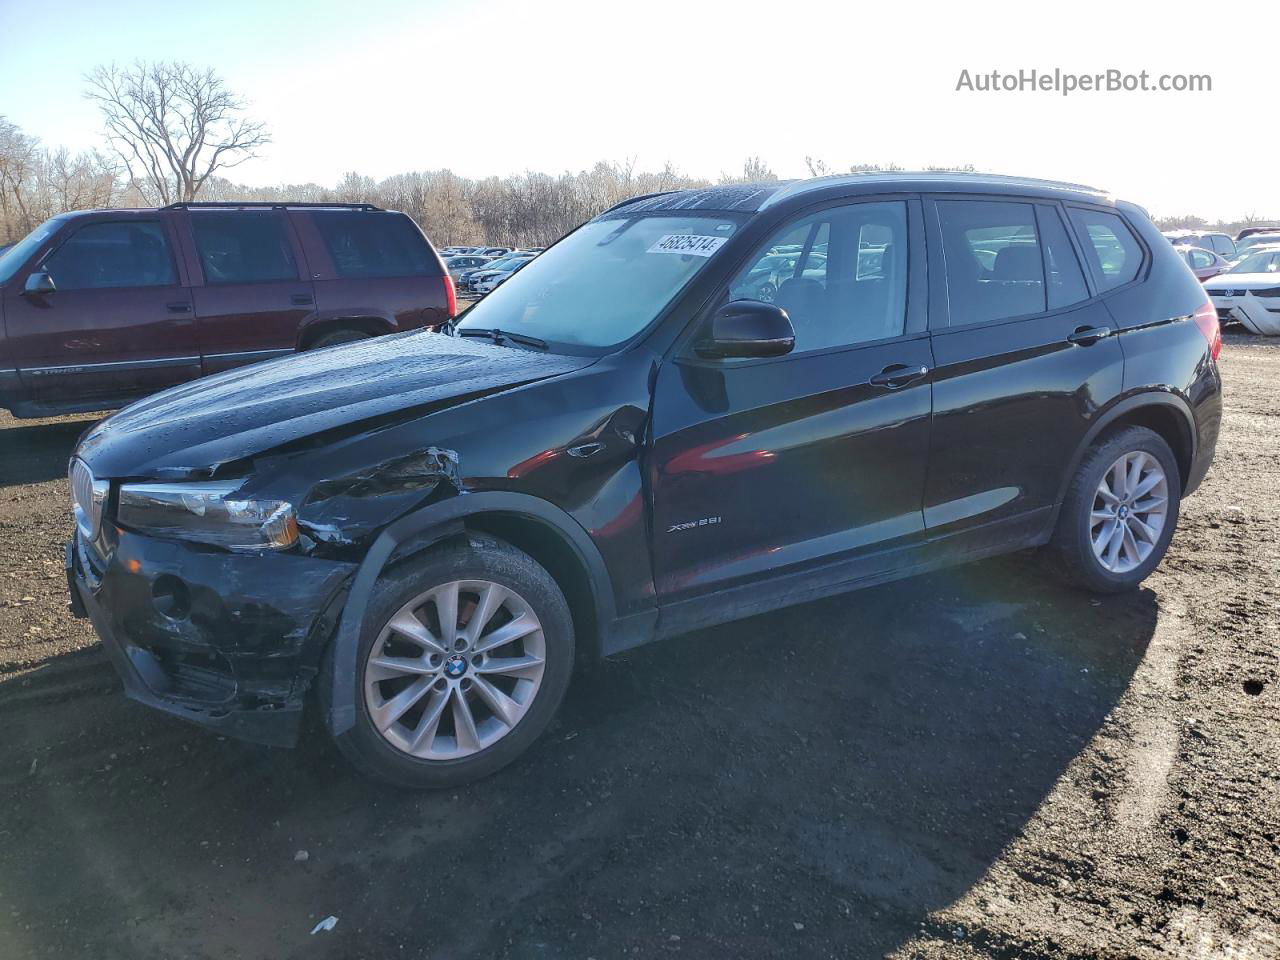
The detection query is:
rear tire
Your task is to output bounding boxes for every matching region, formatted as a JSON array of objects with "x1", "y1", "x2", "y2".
[
  {"x1": 327, "y1": 533, "x2": 574, "y2": 789},
  {"x1": 1044, "y1": 425, "x2": 1182, "y2": 593},
  {"x1": 308, "y1": 328, "x2": 371, "y2": 350}
]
